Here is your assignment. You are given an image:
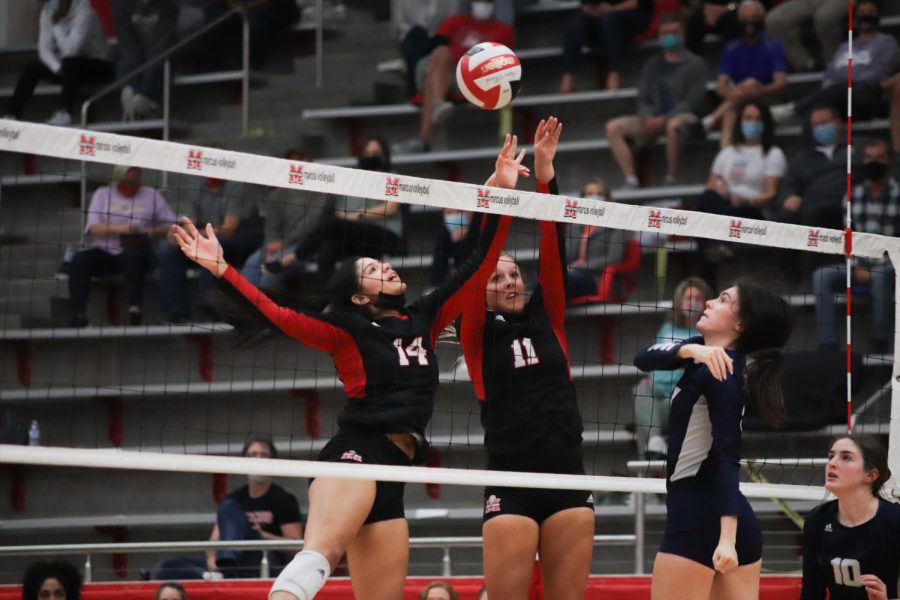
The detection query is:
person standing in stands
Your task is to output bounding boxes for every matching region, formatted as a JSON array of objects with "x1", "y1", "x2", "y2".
[{"x1": 5, "y1": 0, "x2": 113, "y2": 126}]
